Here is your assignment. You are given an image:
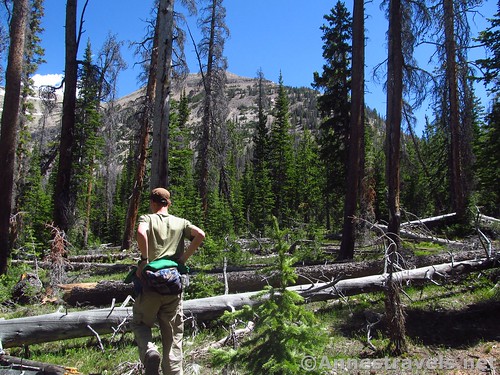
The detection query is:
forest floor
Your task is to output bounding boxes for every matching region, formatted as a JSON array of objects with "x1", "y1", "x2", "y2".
[
  {"x1": 1, "y1": 245, "x2": 499, "y2": 374},
  {"x1": 183, "y1": 271, "x2": 499, "y2": 375}
]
